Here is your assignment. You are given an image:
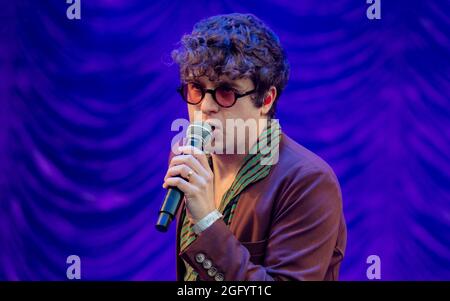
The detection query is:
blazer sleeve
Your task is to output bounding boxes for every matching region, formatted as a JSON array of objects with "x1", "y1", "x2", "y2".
[{"x1": 179, "y1": 165, "x2": 344, "y2": 281}]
